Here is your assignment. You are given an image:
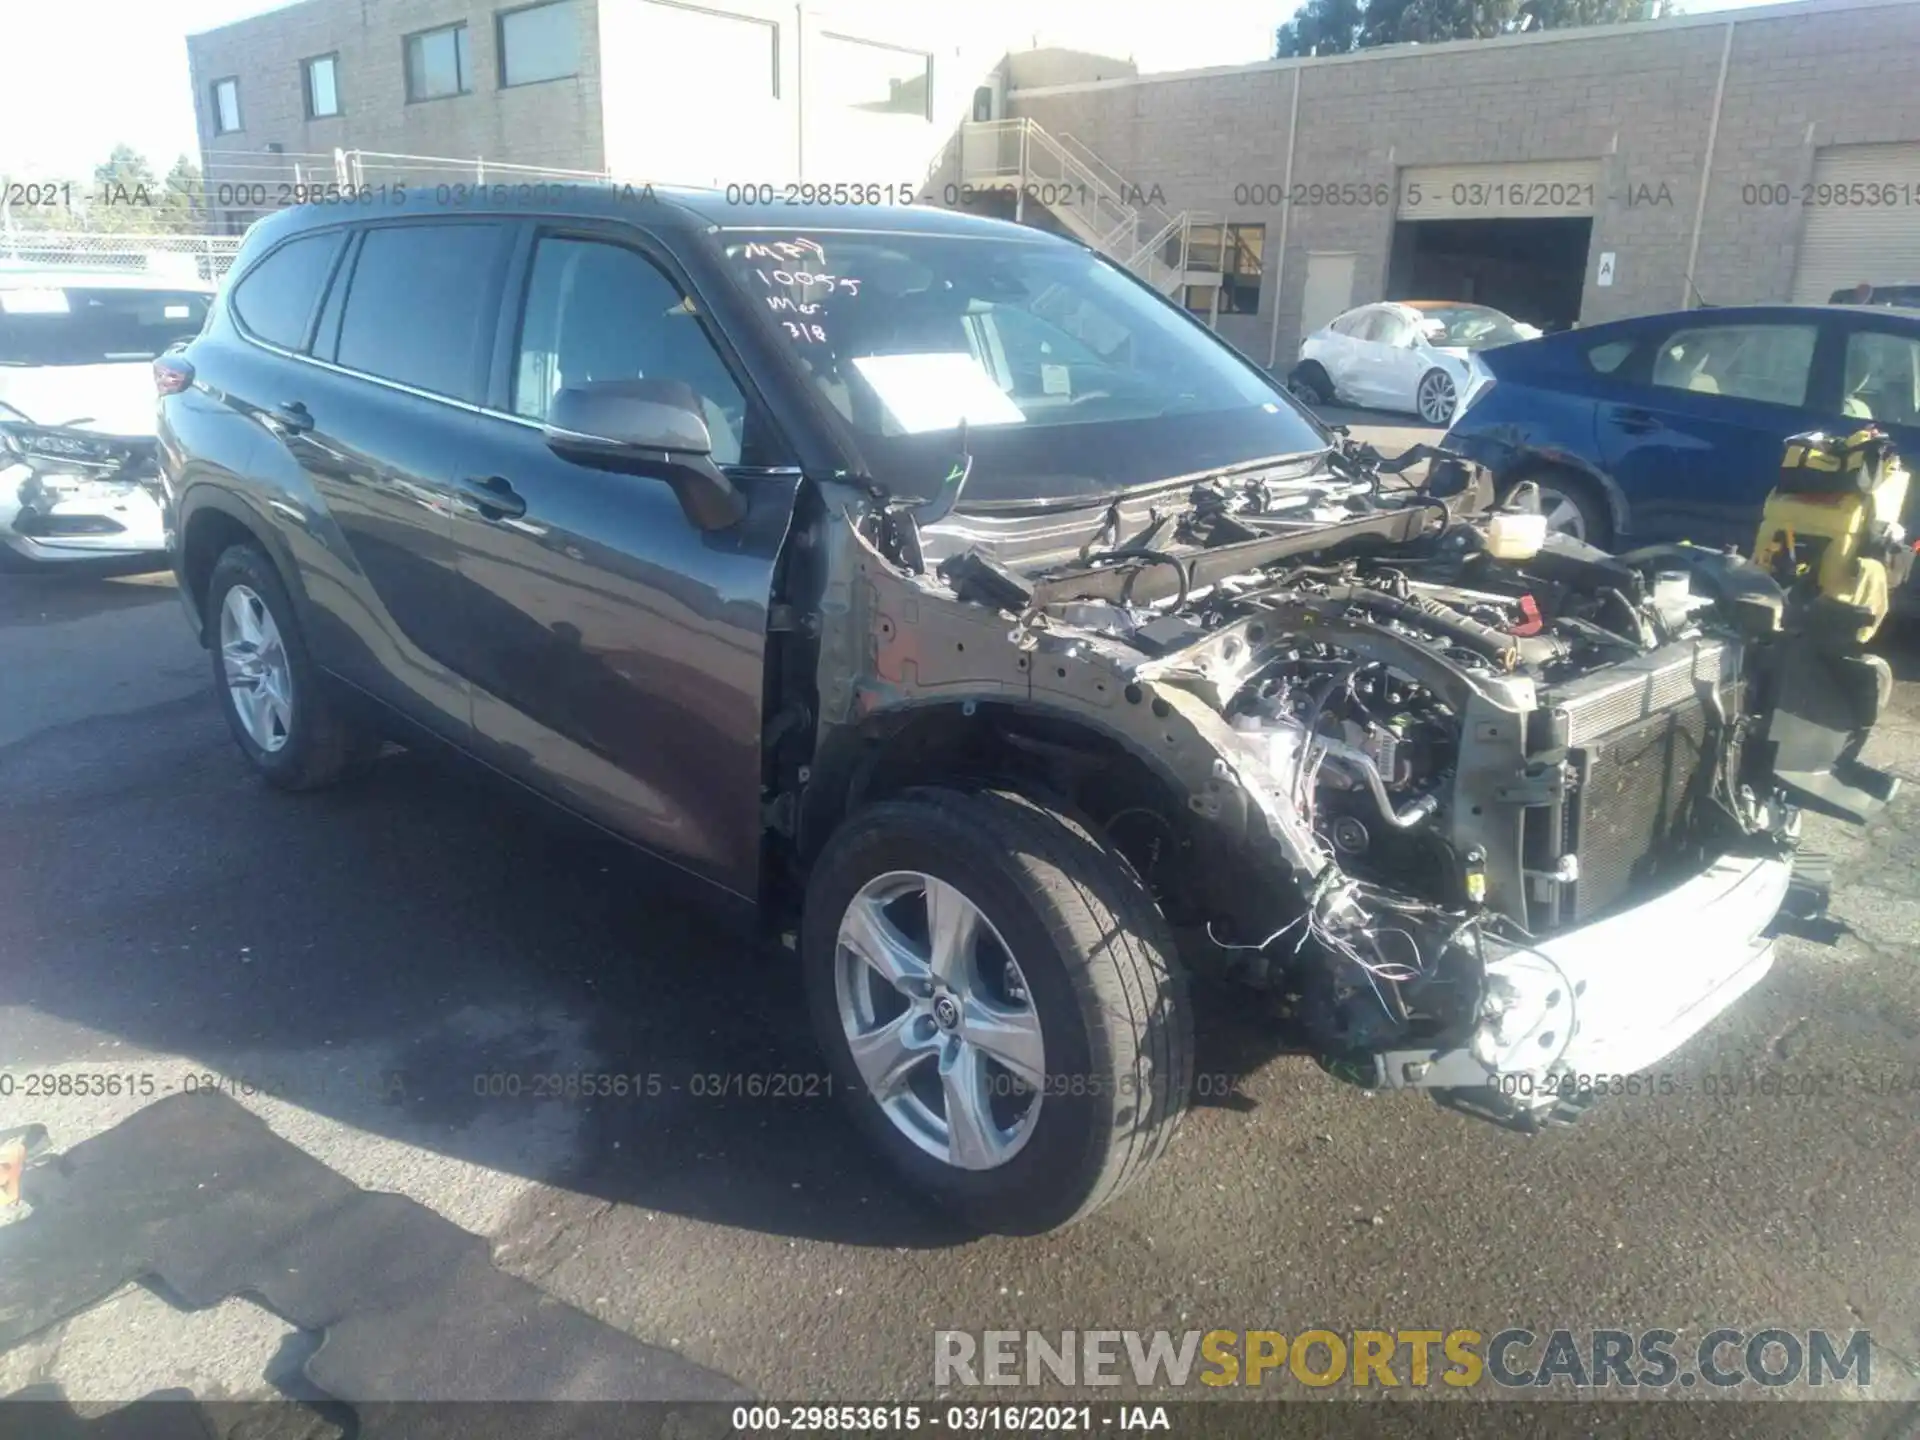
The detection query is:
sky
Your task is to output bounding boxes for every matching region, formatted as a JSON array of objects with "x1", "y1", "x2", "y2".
[{"x1": 0, "y1": 0, "x2": 1787, "y2": 184}]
